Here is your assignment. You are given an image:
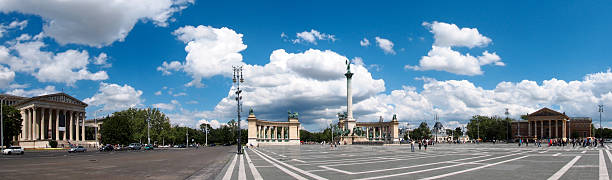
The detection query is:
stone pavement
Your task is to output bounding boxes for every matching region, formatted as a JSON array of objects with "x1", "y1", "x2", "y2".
[{"x1": 217, "y1": 143, "x2": 612, "y2": 180}]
